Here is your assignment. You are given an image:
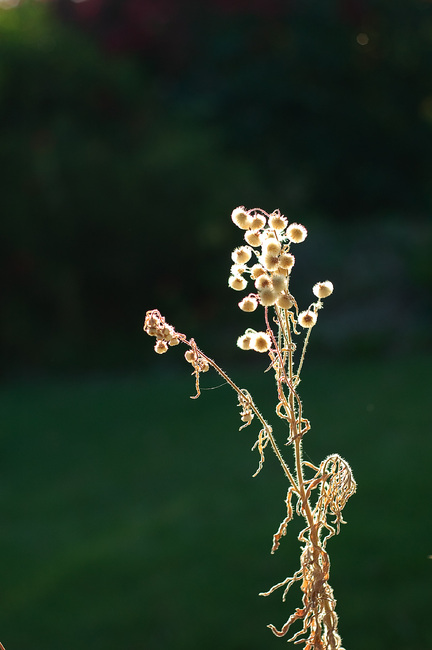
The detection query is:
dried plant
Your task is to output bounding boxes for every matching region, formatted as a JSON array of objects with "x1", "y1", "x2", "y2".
[{"x1": 143, "y1": 207, "x2": 356, "y2": 649}]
